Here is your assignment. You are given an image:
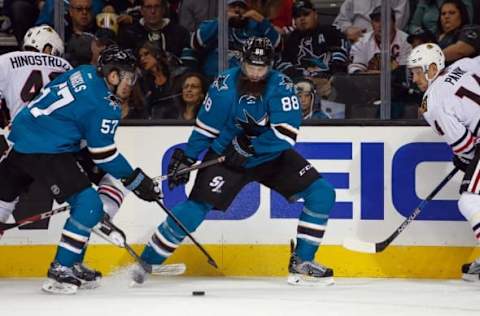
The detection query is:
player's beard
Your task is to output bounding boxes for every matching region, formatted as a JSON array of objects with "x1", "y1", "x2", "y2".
[{"x1": 237, "y1": 74, "x2": 267, "y2": 97}]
